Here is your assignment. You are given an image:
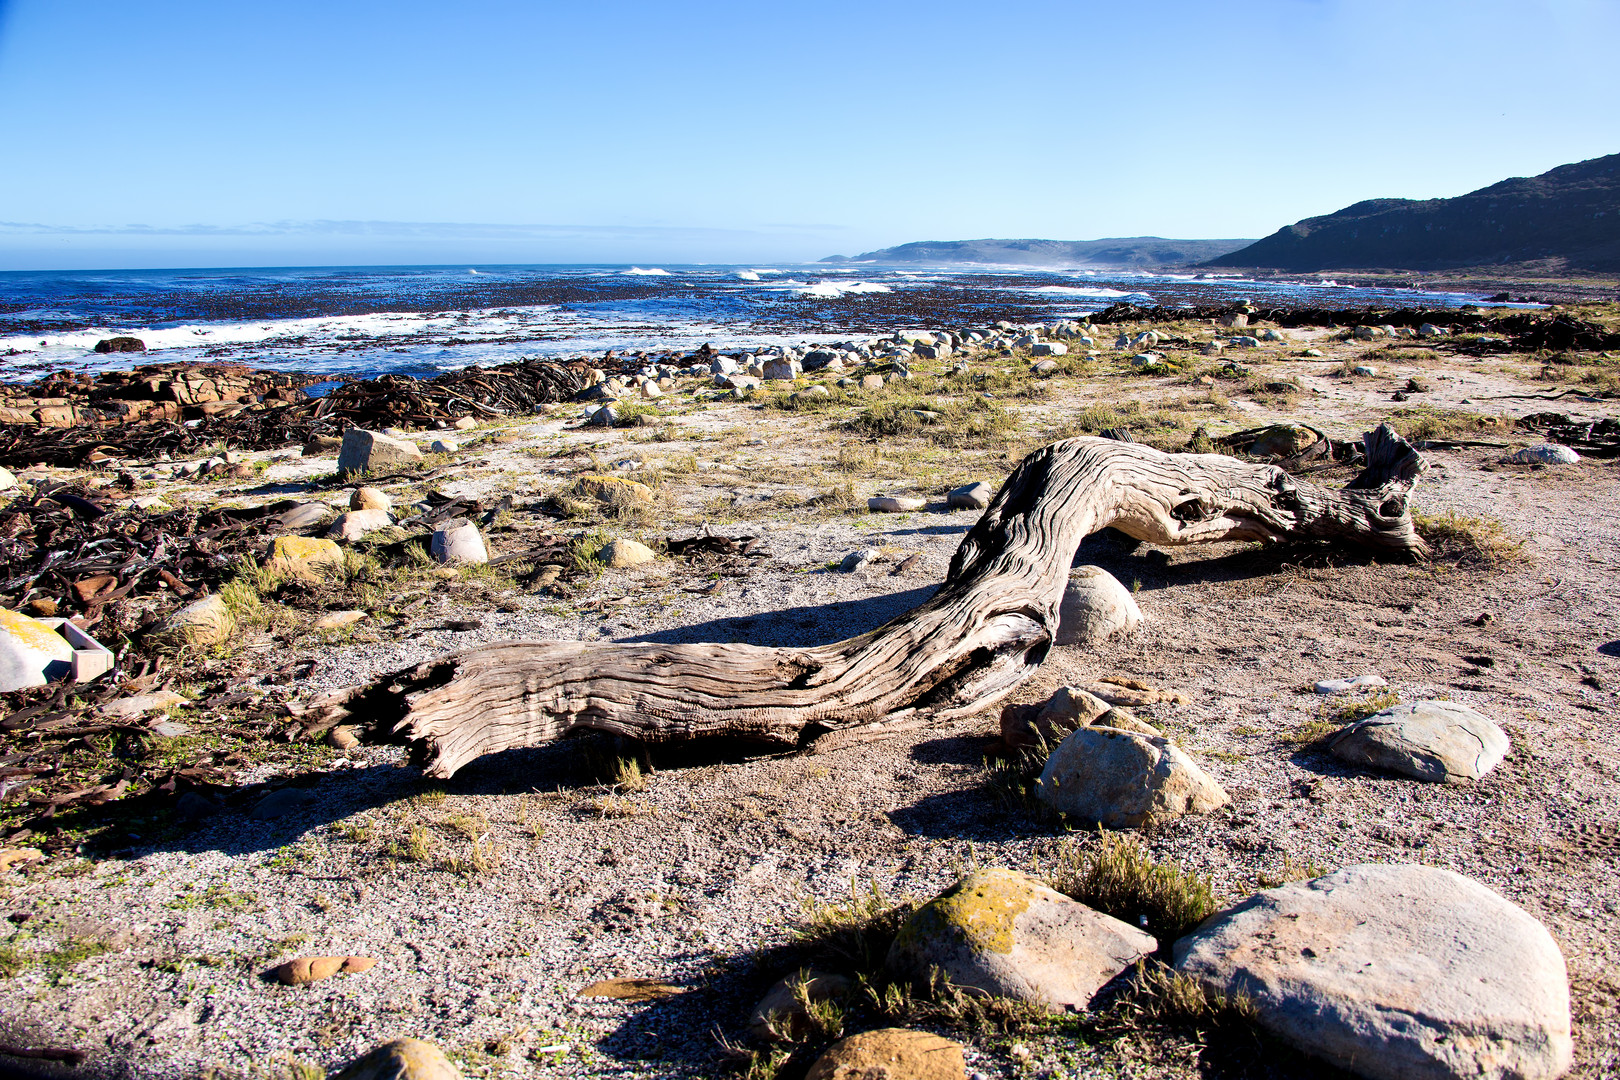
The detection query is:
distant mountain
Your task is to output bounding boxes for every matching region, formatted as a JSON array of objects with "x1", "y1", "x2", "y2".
[
  {"x1": 824, "y1": 237, "x2": 1255, "y2": 268},
  {"x1": 1208, "y1": 153, "x2": 1620, "y2": 273}
]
